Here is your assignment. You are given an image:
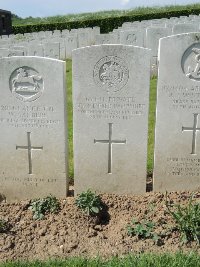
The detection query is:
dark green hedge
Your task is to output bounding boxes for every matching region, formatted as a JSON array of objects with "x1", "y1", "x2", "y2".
[{"x1": 13, "y1": 7, "x2": 200, "y2": 34}]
